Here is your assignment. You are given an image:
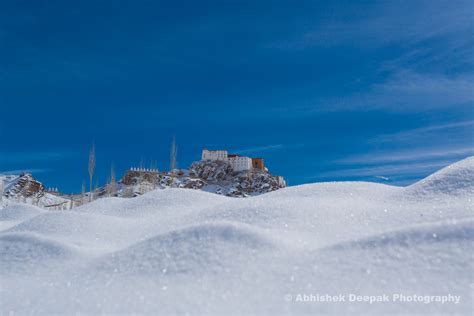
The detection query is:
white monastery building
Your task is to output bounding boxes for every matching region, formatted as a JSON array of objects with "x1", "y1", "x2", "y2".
[
  {"x1": 227, "y1": 155, "x2": 253, "y2": 172},
  {"x1": 201, "y1": 150, "x2": 228, "y2": 161},
  {"x1": 201, "y1": 149, "x2": 264, "y2": 172}
]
